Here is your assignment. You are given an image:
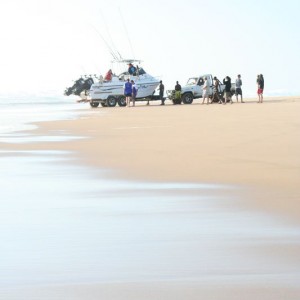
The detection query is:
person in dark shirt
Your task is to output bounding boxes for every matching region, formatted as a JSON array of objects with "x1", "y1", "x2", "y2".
[
  {"x1": 128, "y1": 63, "x2": 137, "y2": 75},
  {"x1": 223, "y1": 76, "x2": 233, "y2": 104},
  {"x1": 123, "y1": 78, "x2": 132, "y2": 107},
  {"x1": 257, "y1": 74, "x2": 264, "y2": 103},
  {"x1": 174, "y1": 81, "x2": 182, "y2": 104},
  {"x1": 259, "y1": 74, "x2": 264, "y2": 89},
  {"x1": 212, "y1": 76, "x2": 222, "y2": 104},
  {"x1": 175, "y1": 81, "x2": 181, "y2": 91},
  {"x1": 158, "y1": 80, "x2": 165, "y2": 105}
]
